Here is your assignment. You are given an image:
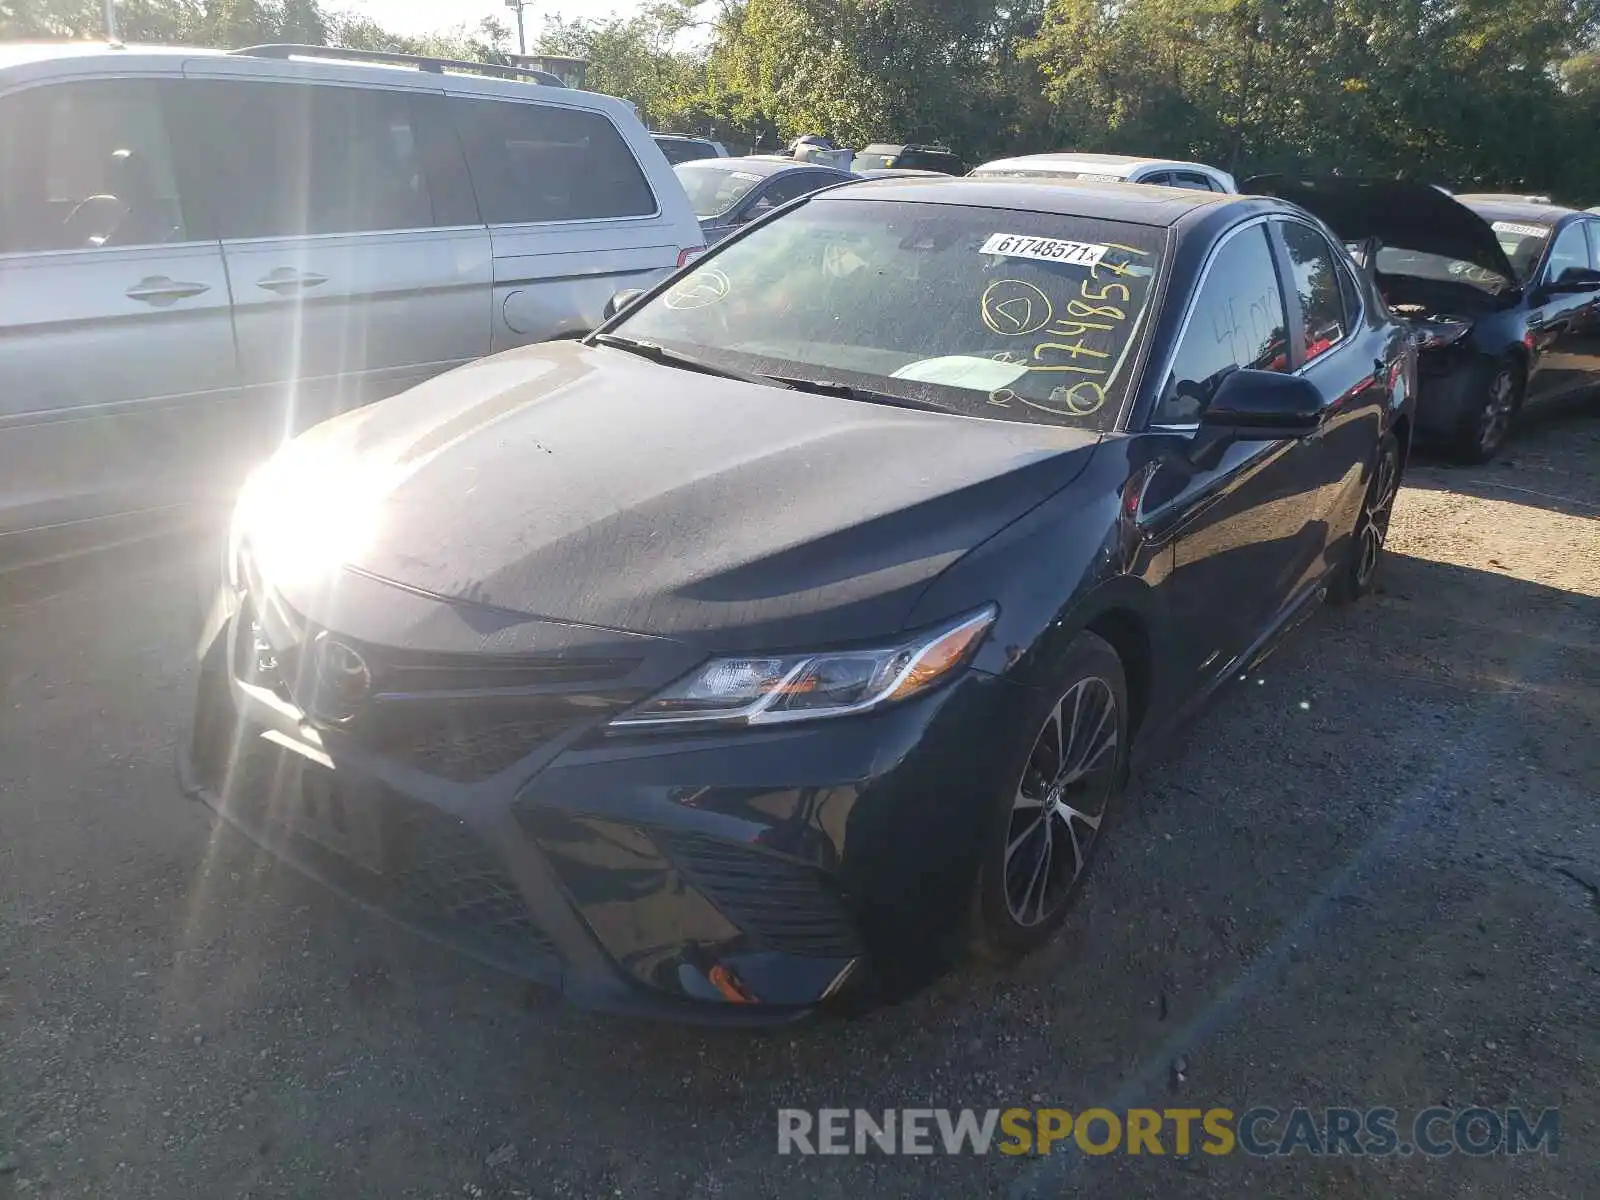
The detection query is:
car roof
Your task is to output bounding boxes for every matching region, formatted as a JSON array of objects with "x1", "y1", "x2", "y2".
[
  {"x1": 0, "y1": 40, "x2": 639, "y2": 120},
  {"x1": 0, "y1": 40, "x2": 211, "y2": 68},
  {"x1": 1453, "y1": 192, "x2": 1555, "y2": 205},
  {"x1": 817, "y1": 175, "x2": 1244, "y2": 226},
  {"x1": 1459, "y1": 198, "x2": 1580, "y2": 224},
  {"x1": 682, "y1": 156, "x2": 845, "y2": 180},
  {"x1": 973, "y1": 152, "x2": 1219, "y2": 177}
]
